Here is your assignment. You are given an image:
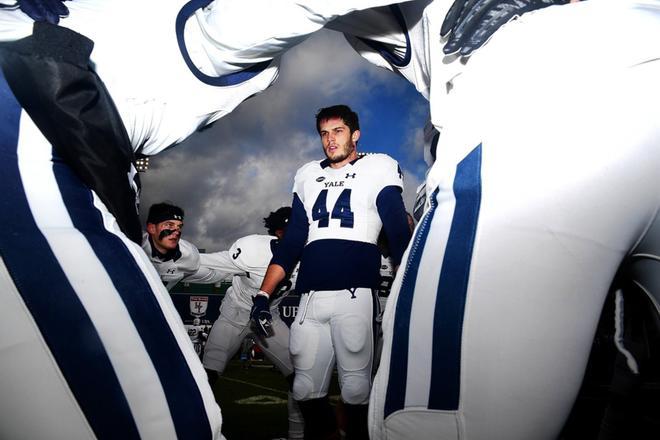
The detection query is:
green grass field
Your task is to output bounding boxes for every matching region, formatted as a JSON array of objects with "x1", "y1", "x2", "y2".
[
  {"x1": 211, "y1": 359, "x2": 340, "y2": 440},
  {"x1": 210, "y1": 357, "x2": 660, "y2": 440}
]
